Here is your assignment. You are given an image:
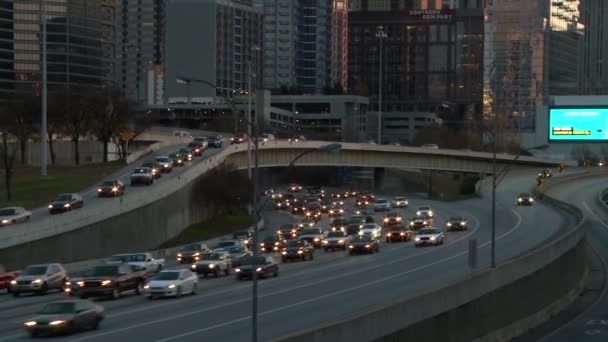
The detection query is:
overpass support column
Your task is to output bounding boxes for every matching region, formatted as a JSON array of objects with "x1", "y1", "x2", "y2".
[
  {"x1": 374, "y1": 167, "x2": 385, "y2": 191},
  {"x1": 427, "y1": 170, "x2": 433, "y2": 199}
]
